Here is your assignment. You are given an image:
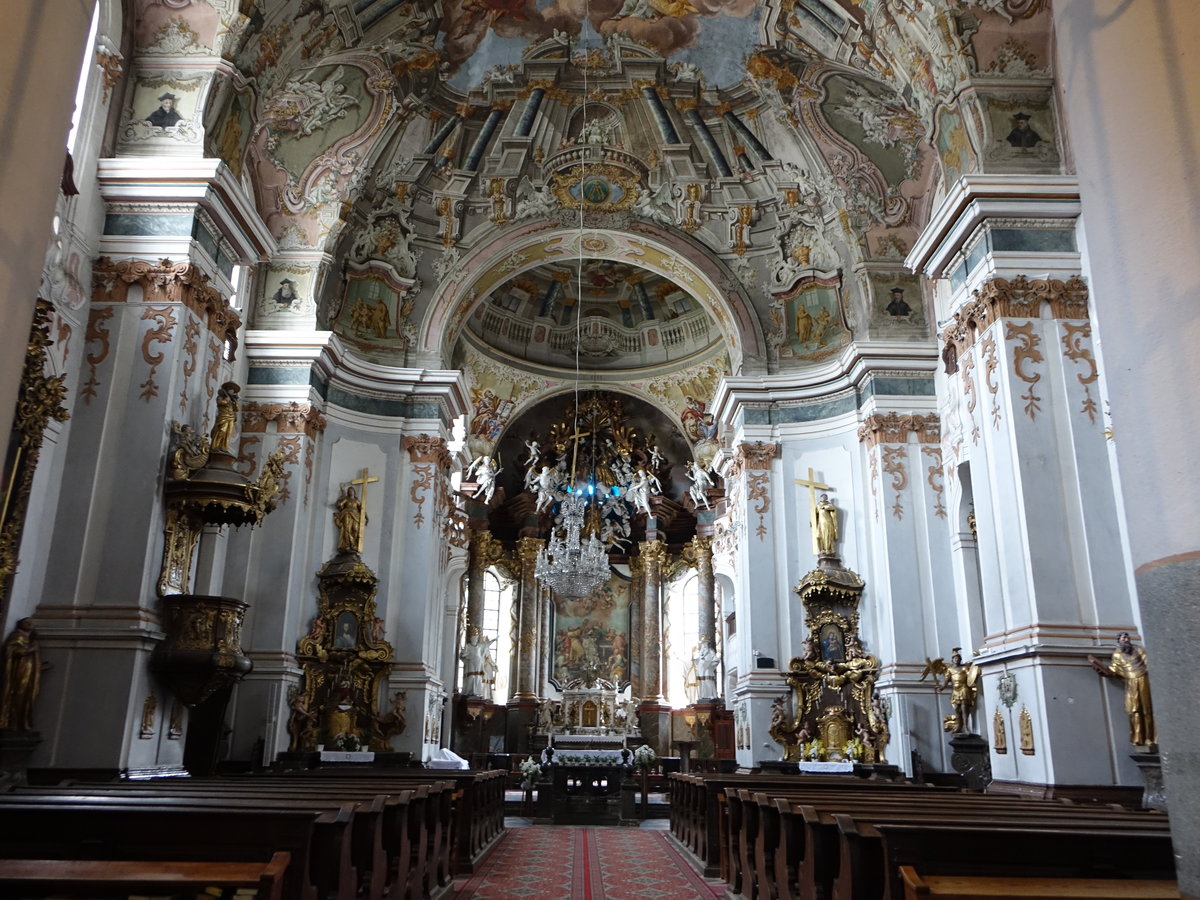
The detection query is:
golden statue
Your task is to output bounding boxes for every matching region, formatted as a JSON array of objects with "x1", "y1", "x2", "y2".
[
  {"x1": 0, "y1": 618, "x2": 47, "y2": 730},
  {"x1": 1090, "y1": 632, "x2": 1156, "y2": 746},
  {"x1": 812, "y1": 493, "x2": 838, "y2": 556},
  {"x1": 287, "y1": 687, "x2": 318, "y2": 751},
  {"x1": 921, "y1": 648, "x2": 980, "y2": 733},
  {"x1": 334, "y1": 486, "x2": 364, "y2": 553},
  {"x1": 210, "y1": 381, "x2": 240, "y2": 453}
]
